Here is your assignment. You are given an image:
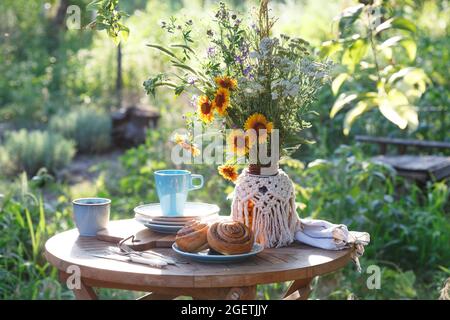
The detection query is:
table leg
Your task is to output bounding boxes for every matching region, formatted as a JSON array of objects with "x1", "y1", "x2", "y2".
[
  {"x1": 283, "y1": 278, "x2": 313, "y2": 300},
  {"x1": 59, "y1": 271, "x2": 98, "y2": 300},
  {"x1": 73, "y1": 280, "x2": 98, "y2": 300}
]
